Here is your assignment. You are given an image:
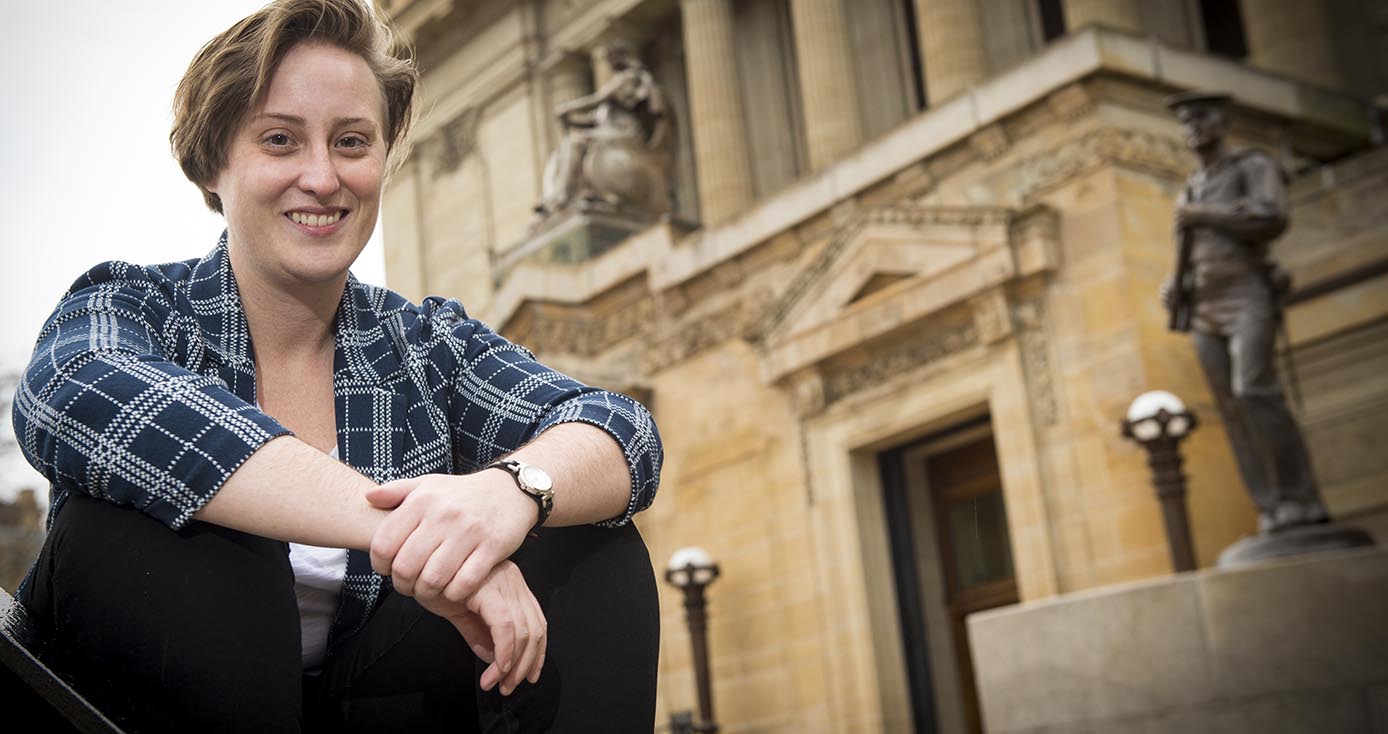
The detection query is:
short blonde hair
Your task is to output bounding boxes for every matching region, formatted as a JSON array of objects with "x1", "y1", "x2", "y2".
[{"x1": 171, "y1": 0, "x2": 418, "y2": 212}]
